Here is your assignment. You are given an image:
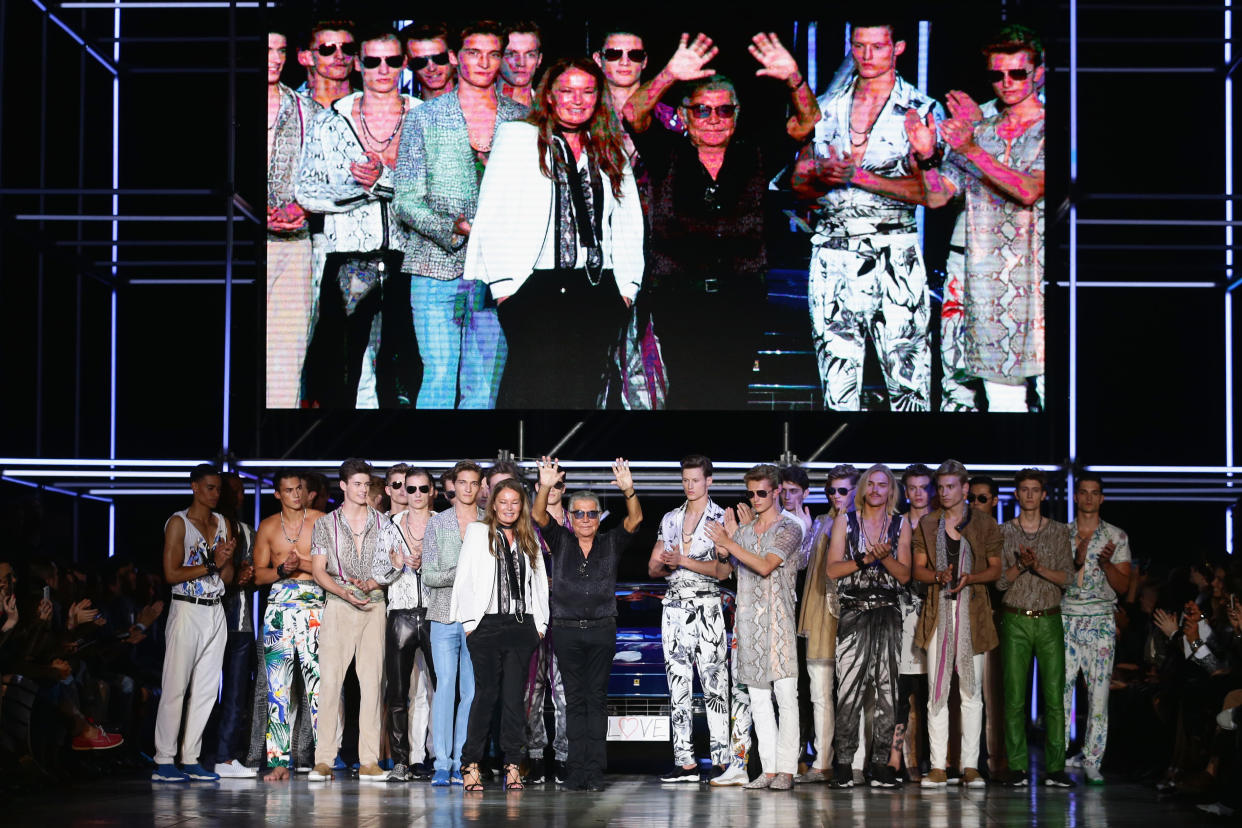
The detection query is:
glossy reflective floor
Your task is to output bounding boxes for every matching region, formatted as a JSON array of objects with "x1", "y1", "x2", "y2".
[{"x1": 8, "y1": 772, "x2": 1215, "y2": 827}]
